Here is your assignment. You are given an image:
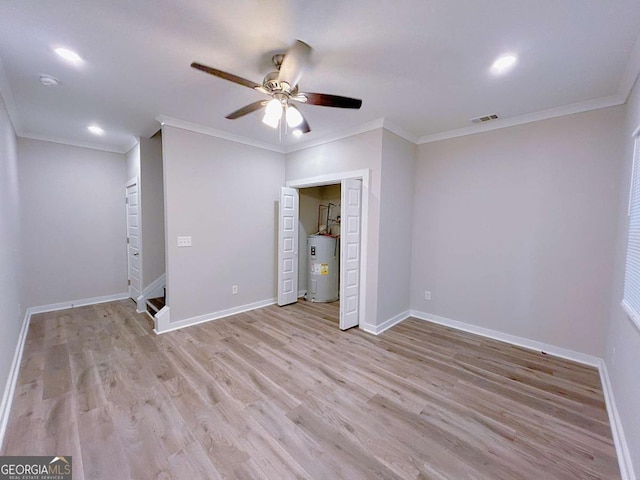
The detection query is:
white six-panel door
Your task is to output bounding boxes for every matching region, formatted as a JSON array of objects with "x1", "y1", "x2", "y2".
[
  {"x1": 278, "y1": 187, "x2": 299, "y2": 306},
  {"x1": 340, "y1": 178, "x2": 362, "y2": 329},
  {"x1": 126, "y1": 180, "x2": 142, "y2": 300}
]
